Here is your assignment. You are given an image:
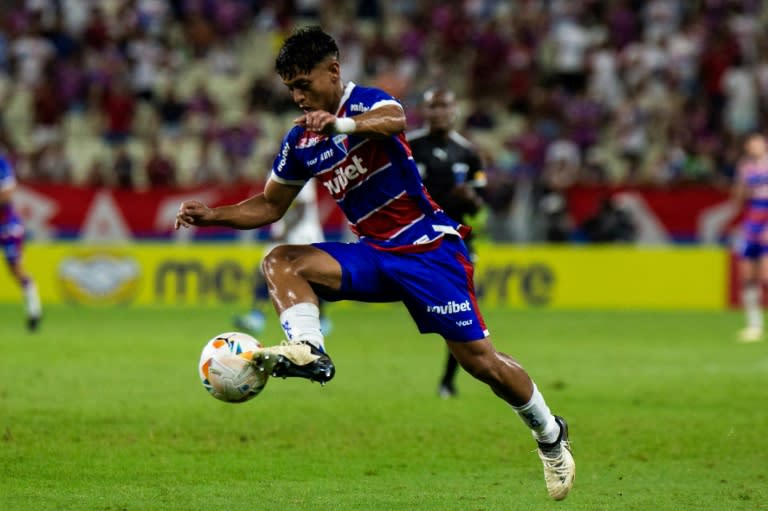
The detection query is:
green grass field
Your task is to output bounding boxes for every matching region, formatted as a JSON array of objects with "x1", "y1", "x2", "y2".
[{"x1": 1, "y1": 303, "x2": 766, "y2": 510}]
